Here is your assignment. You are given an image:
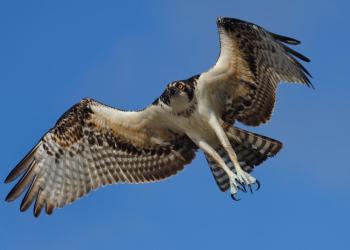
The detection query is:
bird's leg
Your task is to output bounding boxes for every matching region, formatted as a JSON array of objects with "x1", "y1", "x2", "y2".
[
  {"x1": 208, "y1": 114, "x2": 258, "y2": 191},
  {"x1": 195, "y1": 139, "x2": 241, "y2": 200}
]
